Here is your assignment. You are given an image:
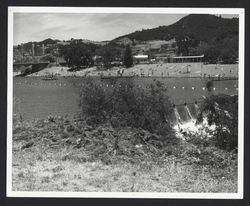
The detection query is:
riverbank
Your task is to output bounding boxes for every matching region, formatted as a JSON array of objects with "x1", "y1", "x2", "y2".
[
  {"x1": 25, "y1": 63, "x2": 238, "y2": 78},
  {"x1": 12, "y1": 116, "x2": 238, "y2": 192}
]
